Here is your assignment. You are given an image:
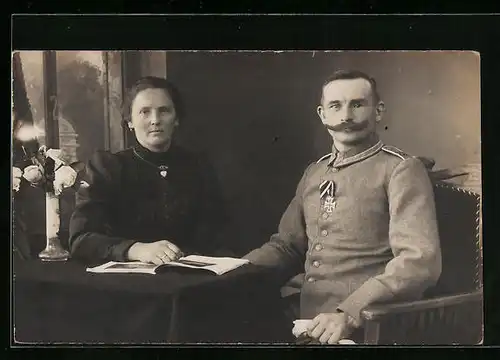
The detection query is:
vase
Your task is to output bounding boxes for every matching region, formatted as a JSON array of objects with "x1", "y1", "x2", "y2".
[{"x1": 38, "y1": 191, "x2": 70, "y2": 261}]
